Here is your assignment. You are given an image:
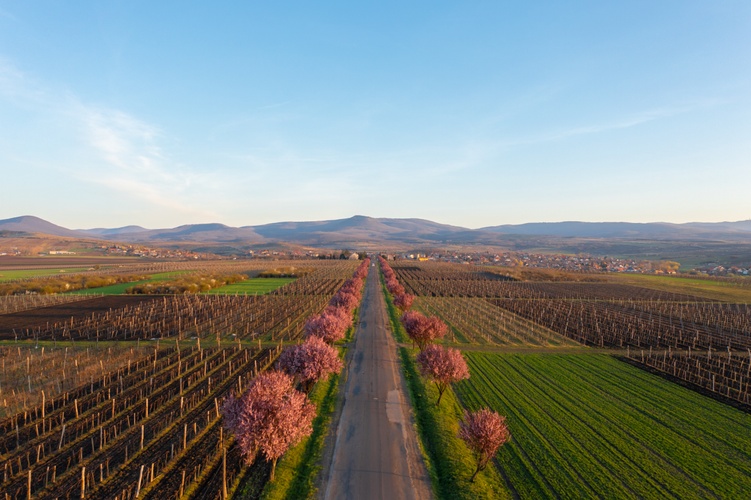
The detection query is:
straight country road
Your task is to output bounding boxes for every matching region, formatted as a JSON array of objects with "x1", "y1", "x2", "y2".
[{"x1": 322, "y1": 261, "x2": 432, "y2": 500}]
